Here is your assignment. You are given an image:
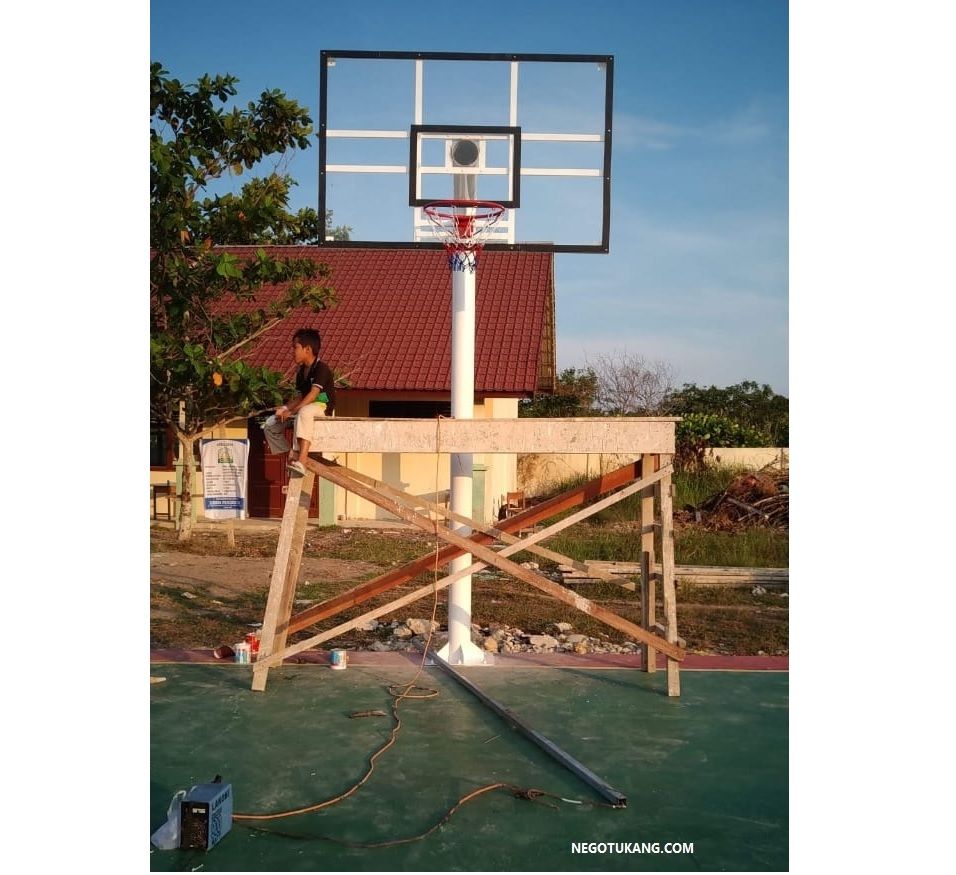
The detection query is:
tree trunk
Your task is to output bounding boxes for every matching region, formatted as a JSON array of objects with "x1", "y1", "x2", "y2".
[{"x1": 177, "y1": 433, "x2": 196, "y2": 542}]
